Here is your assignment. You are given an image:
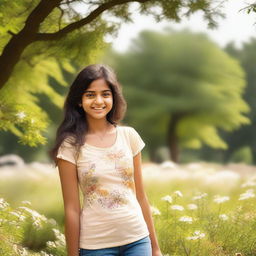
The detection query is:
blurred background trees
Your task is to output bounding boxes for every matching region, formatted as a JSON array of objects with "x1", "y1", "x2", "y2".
[
  {"x1": 0, "y1": 0, "x2": 221, "y2": 147},
  {"x1": 0, "y1": 0, "x2": 256, "y2": 164},
  {"x1": 105, "y1": 29, "x2": 250, "y2": 163},
  {"x1": 222, "y1": 39, "x2": 256, "y2": 164}
]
